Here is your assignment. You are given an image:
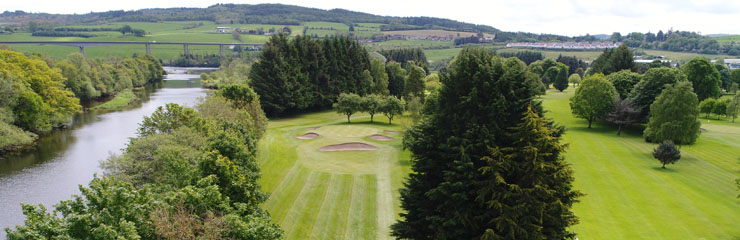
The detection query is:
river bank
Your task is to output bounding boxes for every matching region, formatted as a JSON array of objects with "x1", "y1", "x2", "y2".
[{"x1": 0, "y1": 67, "x2": 211, "y2": 236}]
